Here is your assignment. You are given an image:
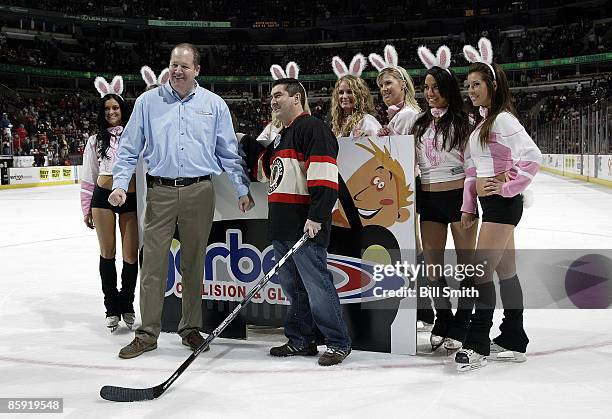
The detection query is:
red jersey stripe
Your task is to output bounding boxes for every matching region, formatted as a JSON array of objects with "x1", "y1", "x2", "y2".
[
  {"x1": 307, "y1": 180, "x2": 338, "y2": 190},
  {"x1": 268, "y1": 193, "x2": 311, "y2": 204},
  {"x1": 273, "y1": 149, "x2": 304, "y2": 161}
]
